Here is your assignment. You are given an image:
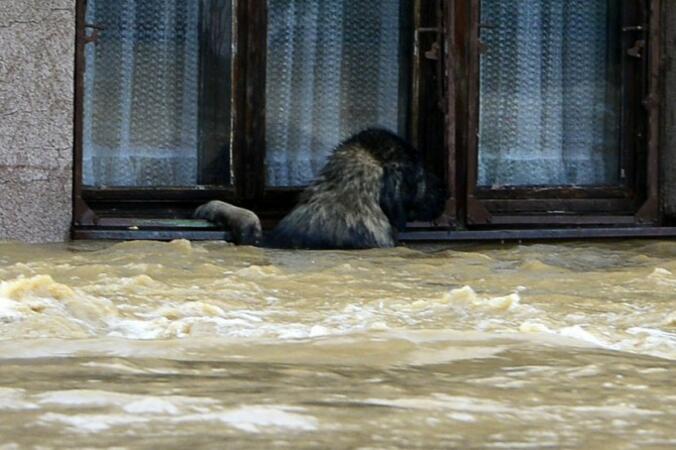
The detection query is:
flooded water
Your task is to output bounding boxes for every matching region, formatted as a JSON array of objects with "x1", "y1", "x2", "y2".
[{"x1": 0, "y1": 239, "x2": 675, "y2": 449}]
